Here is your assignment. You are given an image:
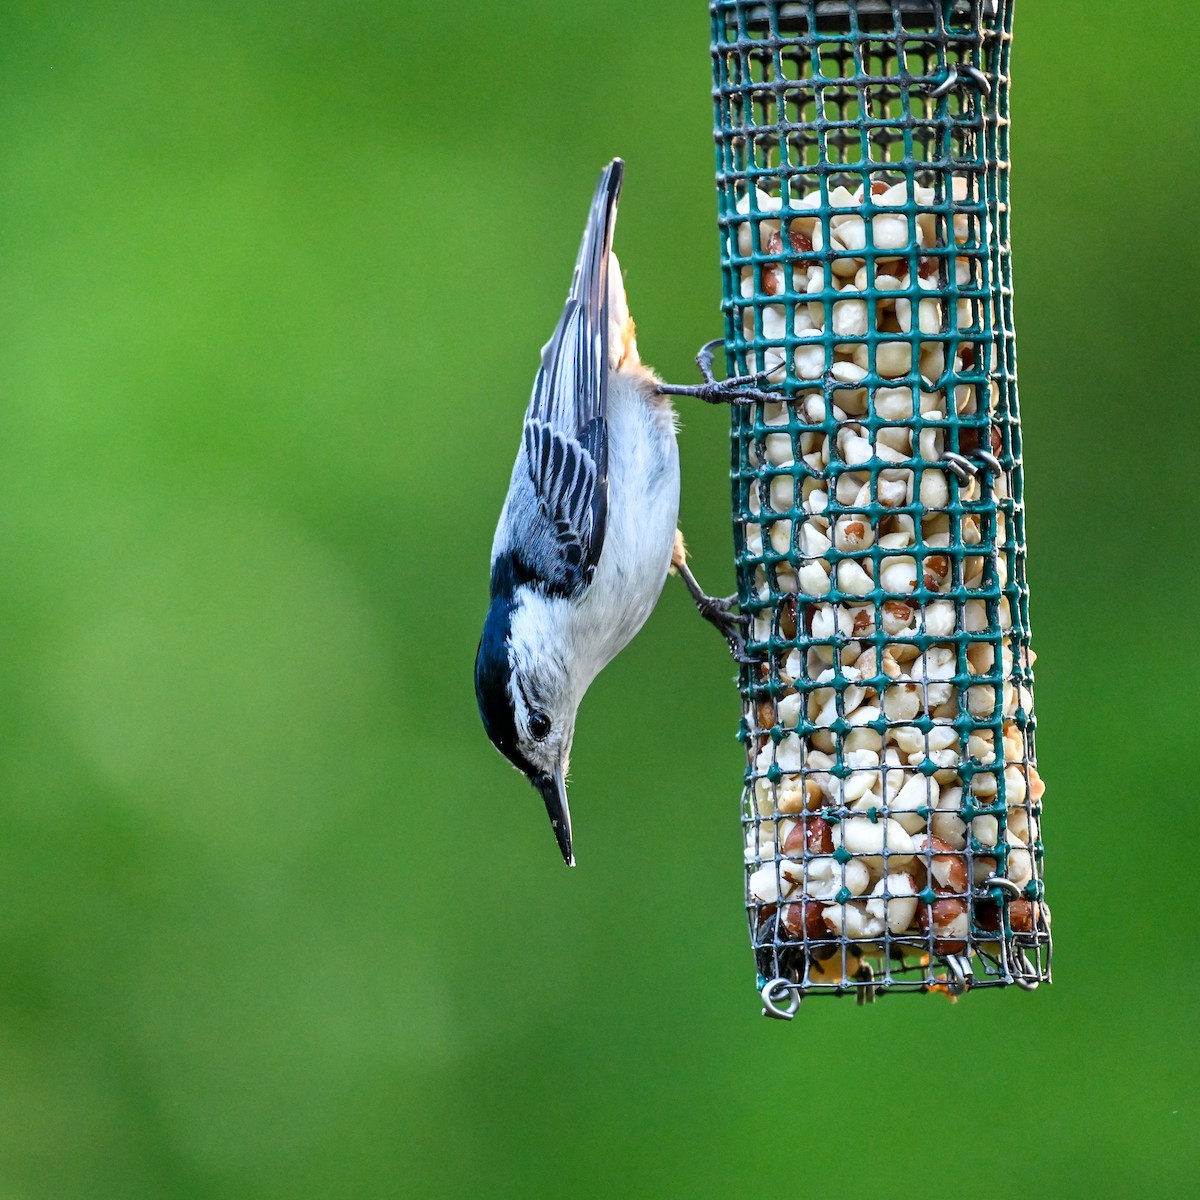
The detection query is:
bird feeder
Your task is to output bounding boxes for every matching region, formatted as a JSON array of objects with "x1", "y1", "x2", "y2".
[{"x1": 711, "y1": 0, "x2": 1050, "y2": 1016}]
